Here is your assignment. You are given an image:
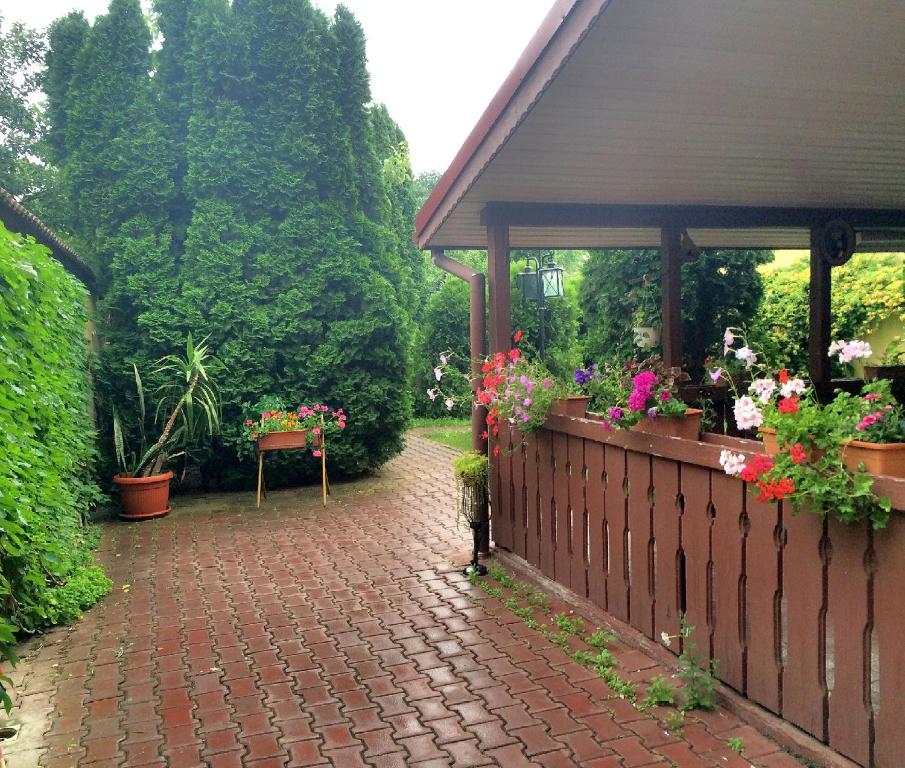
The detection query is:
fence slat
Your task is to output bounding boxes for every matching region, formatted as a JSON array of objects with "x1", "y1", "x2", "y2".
[
  {"x1": 826, "y1": 517, "x2": 871, "y2": 766},
  {"x1": 537, "y1": 430, "x2": 556, "y2": 580},
  {"x1": 652, "y1": 457, "x2": 681, "y2": 642},
  {"x1": 569, "y1": 436, "x2": 588, "y2": 599},
  {"x1": 710, "y1": 473, "x2": 746, "y2": 692},
  {"x1": 511, "y1": 430, "x2": 526, "y2": 559},
  {"x1": 873, "y1": 515, "x2": 905, "y2": 768},
  {"x1": 524, "y1": 433, "x2": 540, "y2": 569},
  {"x1": 681, "y1": 465, "x2": 712, "y2": 648},
  {"x1": 553, "y1": 432, "x2": 571, "y2": 588},
  {"x1": 586, "y1": 441, "x2": 607, "y2": 611},
  {"x1": 495, "y1": 424, "x2": 513, "y2": 550},
  {"x1": 627, "y1": 451, "x2": 653, "y2": 637},
  {"x1": 604, "y1": 445, "x2": 629, "y2": 623},
  {"x1": 745, "y1": 494, "x2": 782, "y2": 714},
  {"x1": 781, "y1": 509, "x2": 827, "y2": 741}
]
